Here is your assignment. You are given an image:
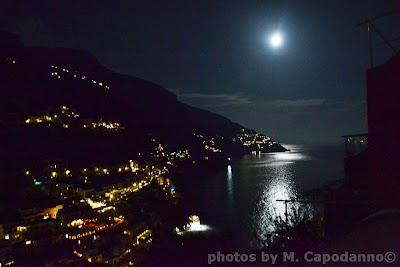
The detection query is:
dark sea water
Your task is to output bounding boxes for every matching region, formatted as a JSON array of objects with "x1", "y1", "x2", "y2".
[{"x1": 175, "y1": 144, "x2": 345, "y2": 250}]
